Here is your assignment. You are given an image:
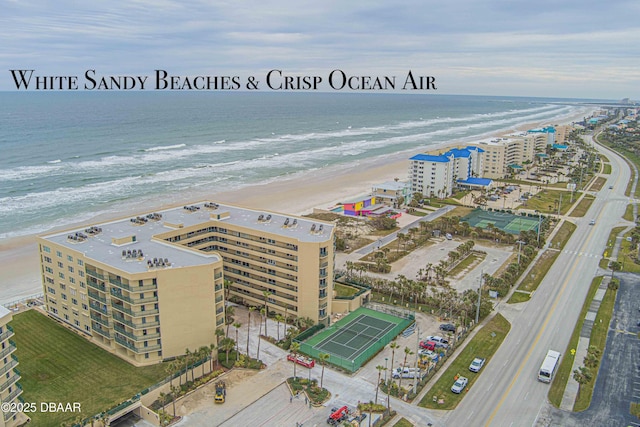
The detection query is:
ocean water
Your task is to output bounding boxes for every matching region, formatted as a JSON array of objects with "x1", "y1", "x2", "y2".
[{"x1": 0, "y1": 92, "x2": 598, "y2": 240}]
